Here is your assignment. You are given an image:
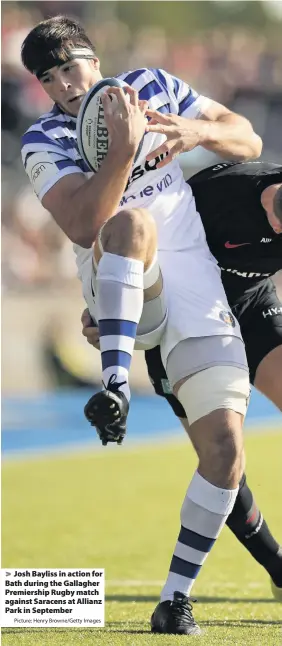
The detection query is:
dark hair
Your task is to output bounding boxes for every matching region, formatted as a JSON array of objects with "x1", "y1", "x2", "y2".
[
  {"x1": 274, "y1": 186, "x2": 282, "y2": 223},
  {"x1": 21, "y1": 15, "x2": 96, "y2": 75}
]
